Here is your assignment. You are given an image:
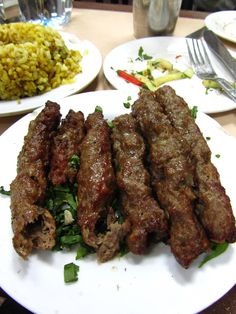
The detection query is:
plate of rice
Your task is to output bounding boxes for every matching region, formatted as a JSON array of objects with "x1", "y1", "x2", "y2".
[{"x1": 0, "y1": 23, "x2": 102, "y2": 117}]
